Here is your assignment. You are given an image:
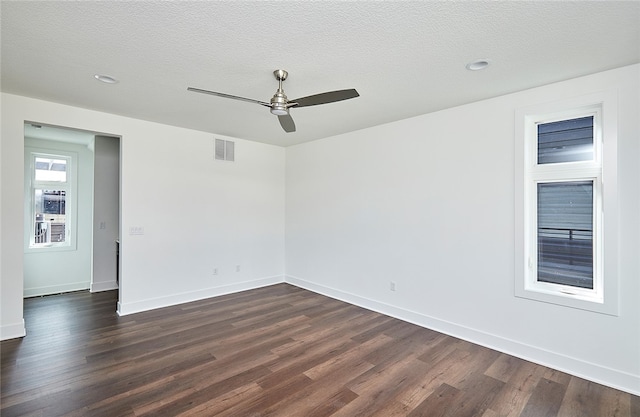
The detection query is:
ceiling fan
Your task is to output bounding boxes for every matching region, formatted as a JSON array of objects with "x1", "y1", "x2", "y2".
[{"x1": 187, "y1": 70, "x2": 359, "y2": 133}]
